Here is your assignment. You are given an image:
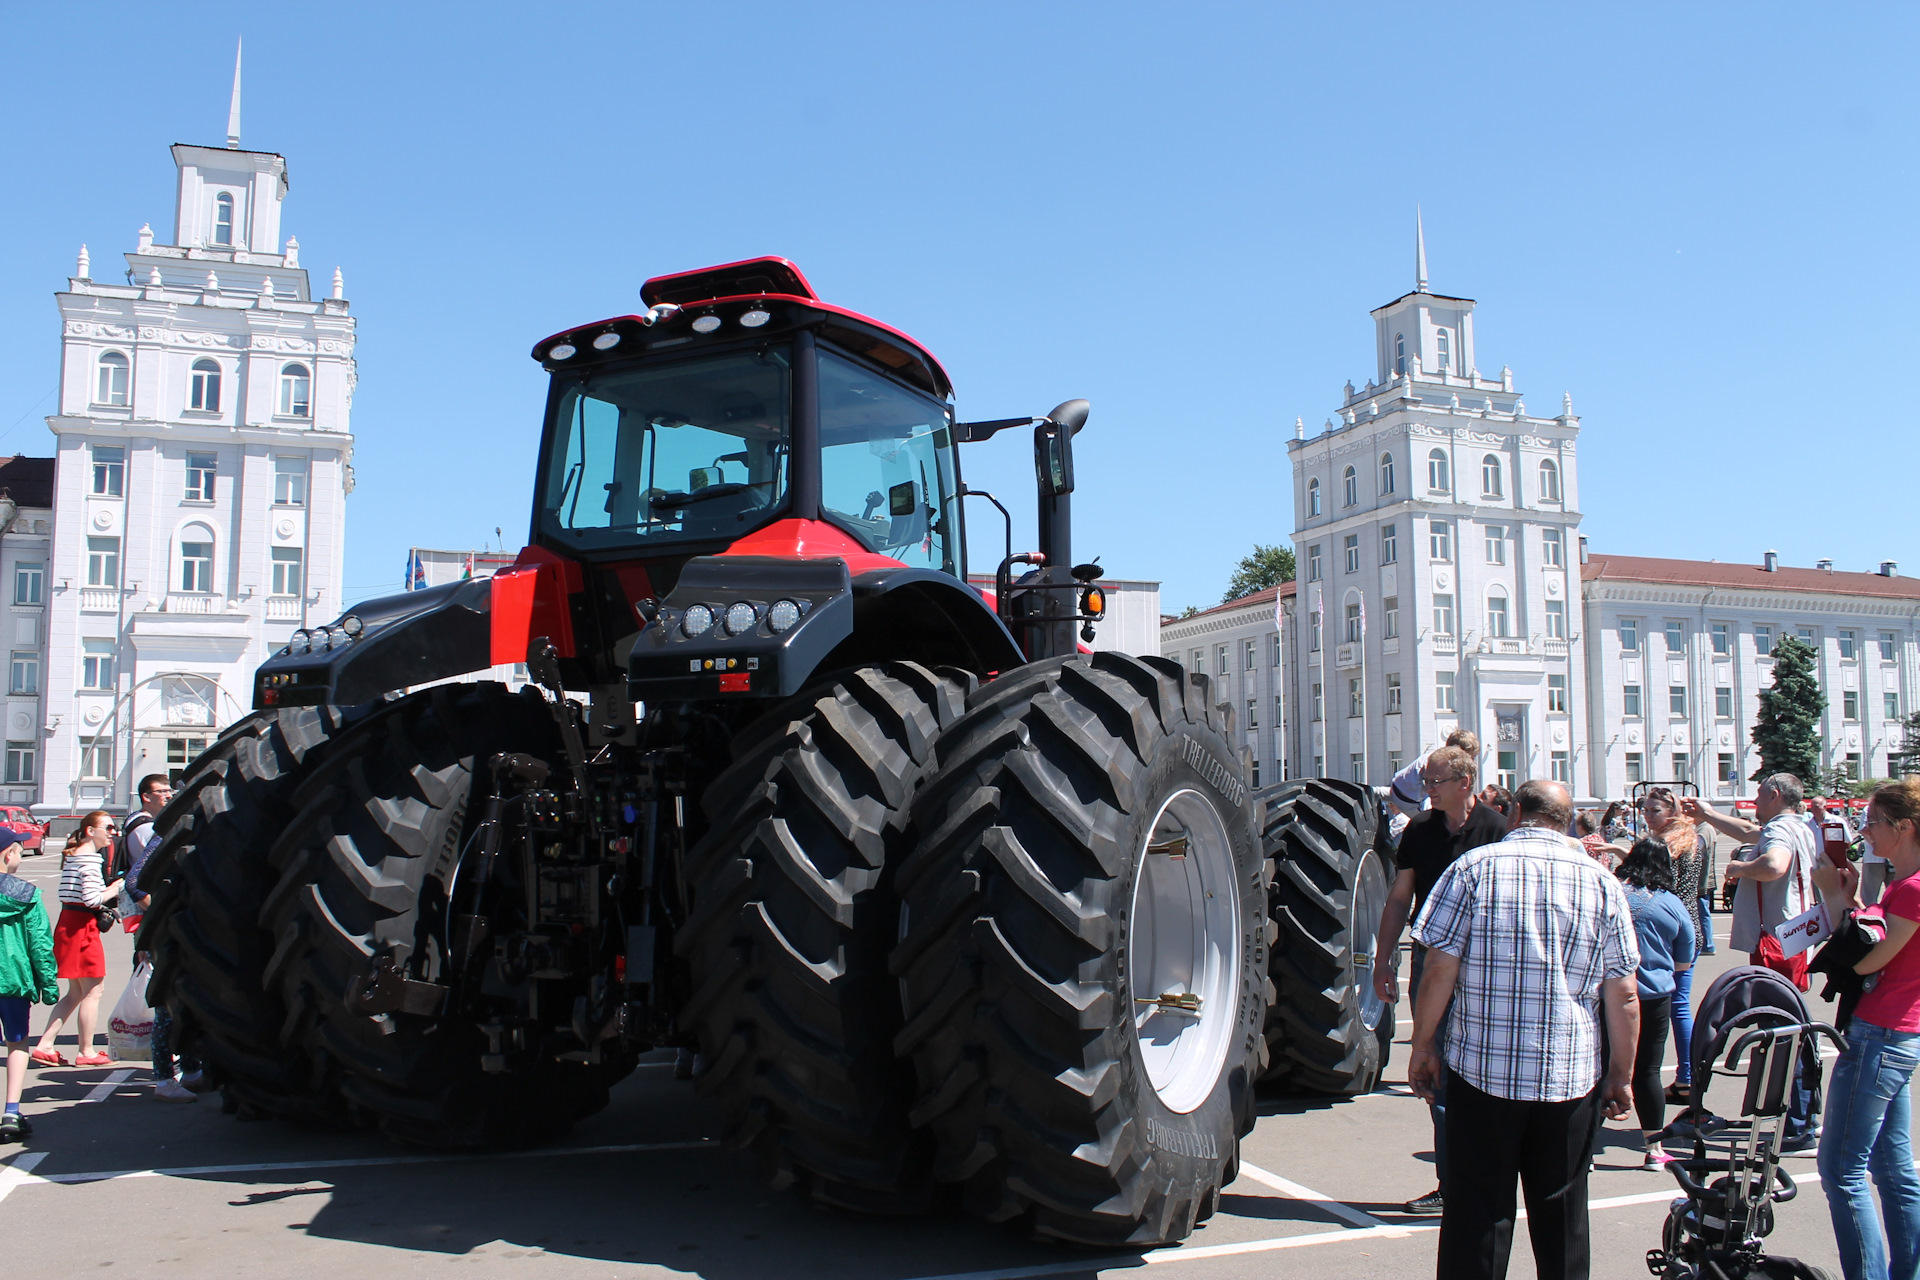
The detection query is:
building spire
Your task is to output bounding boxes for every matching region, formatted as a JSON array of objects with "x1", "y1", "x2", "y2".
[
  {"x1": 226, "y1": 37, "x2": 242, "y2": 149},
  {"x1": 1415, "y1": 205, "x2": 1428, "y2": 293}
]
